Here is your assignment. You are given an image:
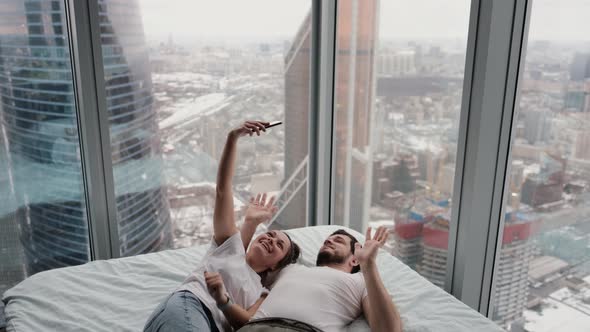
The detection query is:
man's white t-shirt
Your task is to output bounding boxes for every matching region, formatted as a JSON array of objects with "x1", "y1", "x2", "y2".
[
  {"x1": 177, "y1": 233, "x2": 266, "y2": 331},
  {"x1": 253, "y1": 264, "x2": 368, "y2": 332}
]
